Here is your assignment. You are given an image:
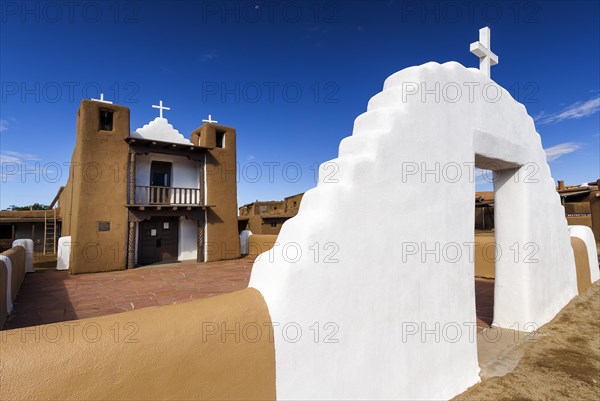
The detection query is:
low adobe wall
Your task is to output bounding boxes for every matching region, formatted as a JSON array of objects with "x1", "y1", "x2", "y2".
[
  {"x1": 571, "y1": 237, "x2": 592, "y2": 294},
  {"x1": 474, "y1": 233, "x2": 495, "y2": 279},
  {"x1": 0, "y1": 246, "x2": 26, "y2": 328},
  {"x1": 0, "y1": 288, "x2": 276, "y2": 400},
  {"x1": 248, "y1": 235, "x2": 278, "y2": 256},
  {"x1": 473, "y1": 230, "x2": 598, "y2": 287}
]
